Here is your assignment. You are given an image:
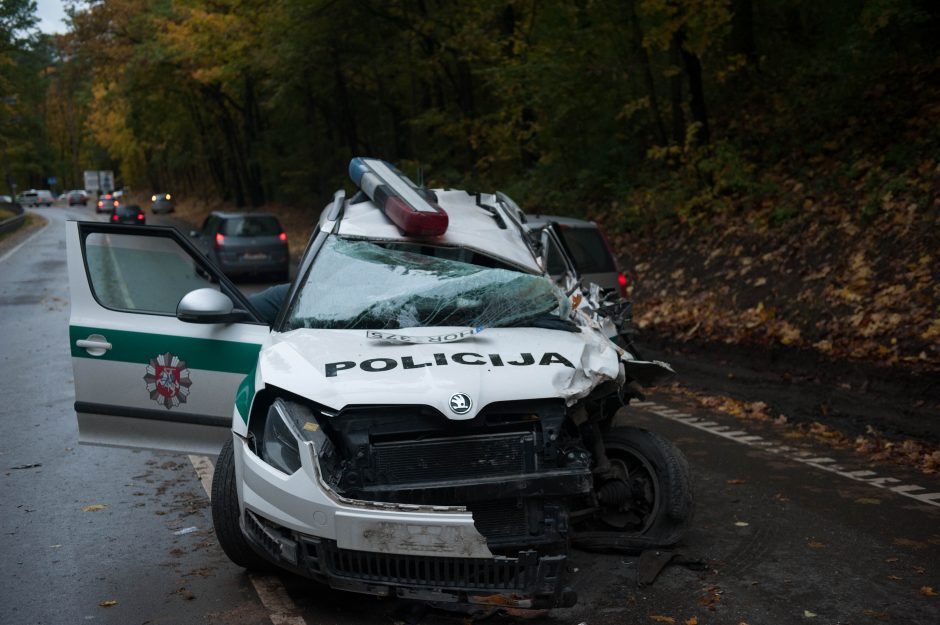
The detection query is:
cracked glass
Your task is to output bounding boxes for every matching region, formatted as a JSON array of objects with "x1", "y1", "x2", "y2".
[{"x1": 287, "y1": 238, "x2": 569, "y2": 330}]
